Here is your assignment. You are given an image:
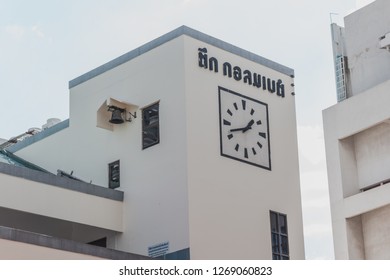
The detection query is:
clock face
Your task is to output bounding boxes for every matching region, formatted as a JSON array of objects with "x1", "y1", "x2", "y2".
[{"x1": 218, "y1": 86, "x2": 271, "y2": 170}]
